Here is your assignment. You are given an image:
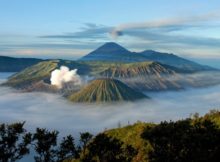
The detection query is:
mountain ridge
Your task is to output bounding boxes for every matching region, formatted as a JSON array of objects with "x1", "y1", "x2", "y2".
[
  {"x1": 79, "y1": 42, "x2": 147, "y2": 62},
  {"x1": 0, "y1": 56, "x2": 42, "y2": 72},
  {"x1": 0, "y1": 42, "x2": 217, "y2": 73},
  {"x1": 80, "y1": 42, "x2": 216, "y2": 72}
]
